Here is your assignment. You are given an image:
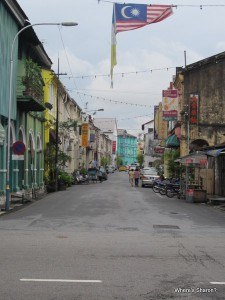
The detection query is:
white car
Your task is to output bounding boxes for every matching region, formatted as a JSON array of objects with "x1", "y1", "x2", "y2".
[{"x1": 141, "y1": 168, "x2": 159, "y2": 187}]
